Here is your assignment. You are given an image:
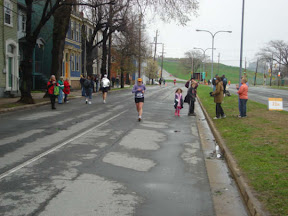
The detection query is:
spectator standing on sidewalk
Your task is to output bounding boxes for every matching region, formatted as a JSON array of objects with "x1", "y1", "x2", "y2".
[
  {"x1": 211, "y1": 76, "x2": 226, "y2": 119},
  {"x1": 58, "y1": 76, "x2": 64, "y2": 104},
  {"x1": 47, "y1": 75, "x2": 58, "y2": 110},
  {"x1": 236, "y1": 78, "x2": 248, "y2": 118},
  {"x1": 63, "y1": 78, "x2": 70, "y2": 103},
  {"x1": 184, "y1": 78, "x2": 198, "y2": 116},
  {"x1": 132, "y1": 78, "x2": 146, "y2": 122},
  {"x1": 101, "y1": 74, "x2": 110, "y2": 104}
]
